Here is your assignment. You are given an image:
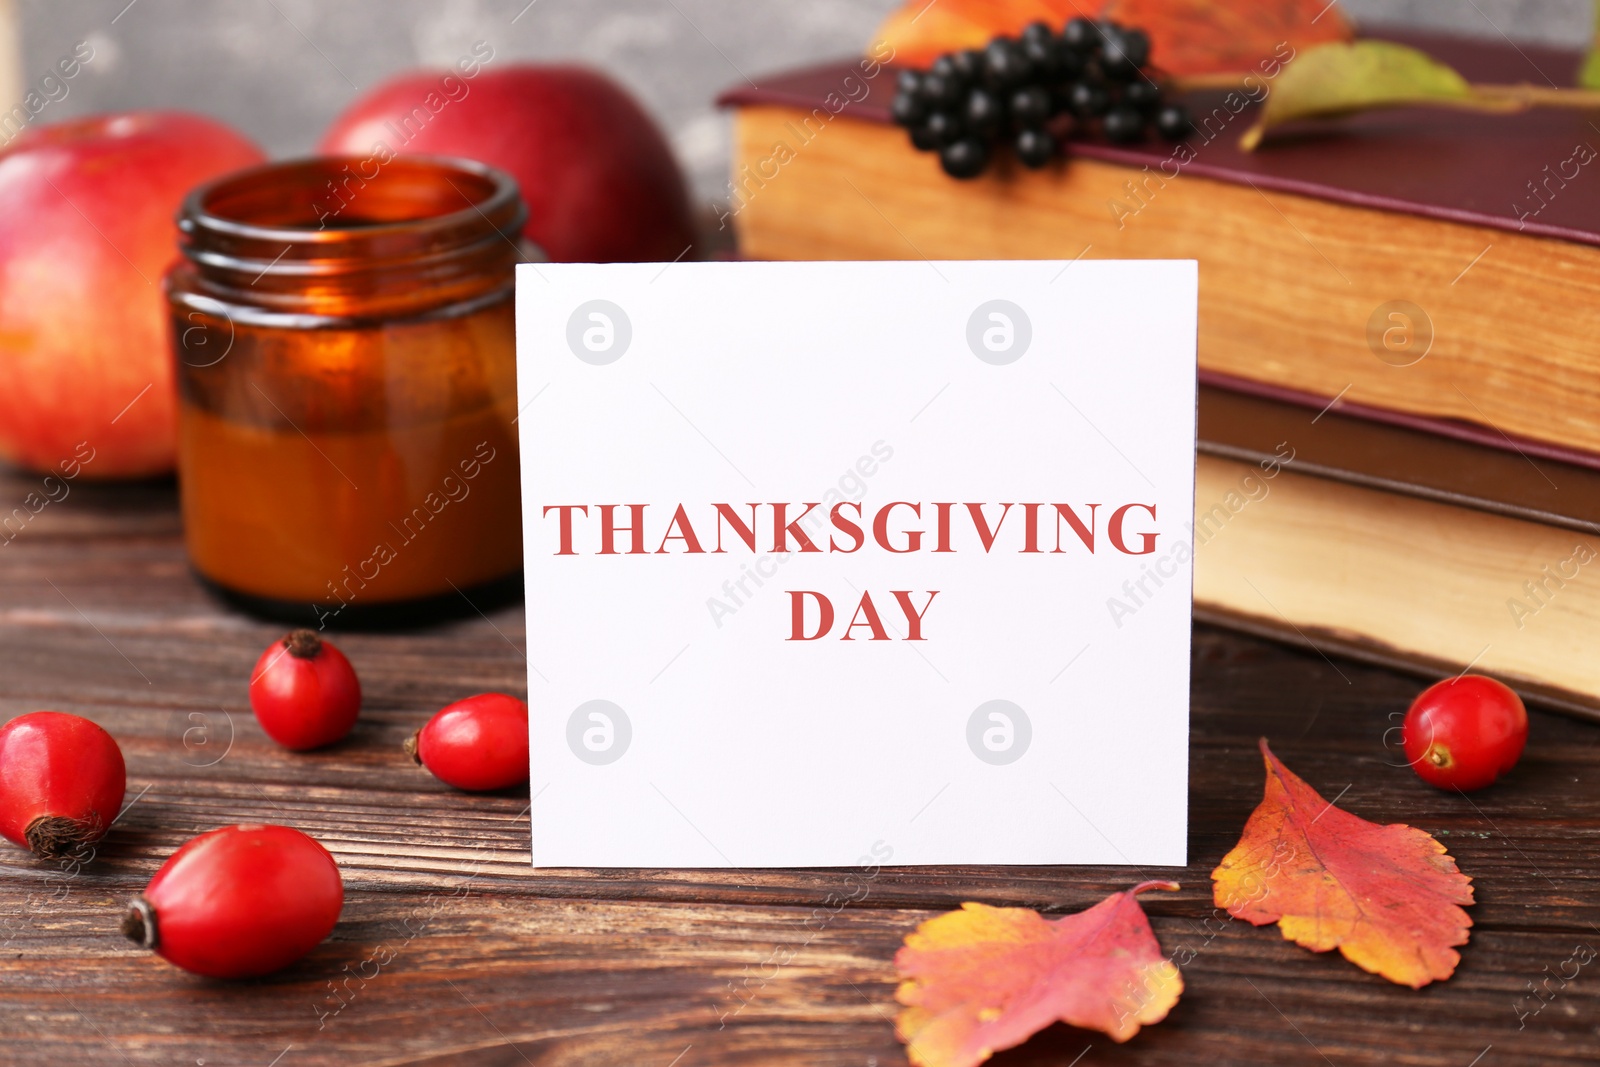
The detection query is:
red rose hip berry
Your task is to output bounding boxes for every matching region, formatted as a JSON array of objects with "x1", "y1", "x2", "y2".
[
  {"x1": 0, "y1": 711, "x2": 126, "y2": 858},
  {"x1": 248, "y1": 629, "x2": 361, "y2": 750},
  {"x1": 405, "y1": 693, "x2": 529, "y2": 791},
  {"x1": 122, "y1": 823, "x2": 343, "y2": 978},
  {"x1": 1403, "y1": 674, "x2": 1528, "y2": 791}
]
